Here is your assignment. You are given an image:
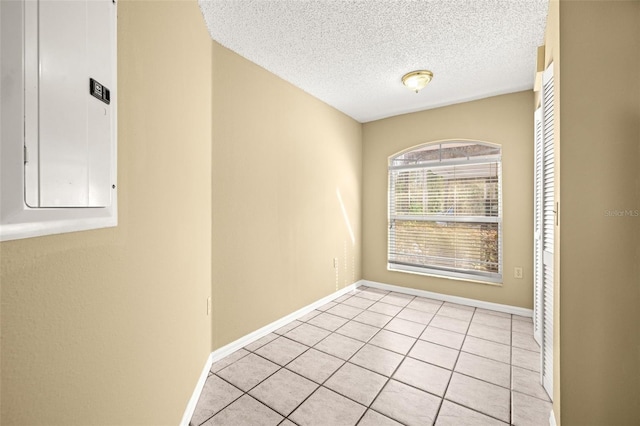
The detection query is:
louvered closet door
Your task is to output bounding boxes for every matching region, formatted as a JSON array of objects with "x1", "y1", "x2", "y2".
[
  {"x1": 541, "y1": 63, "x2": 555, "y2": 400},
  {"x1": 533, "y1": 107, "x2": 544, "y2": 346}
]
